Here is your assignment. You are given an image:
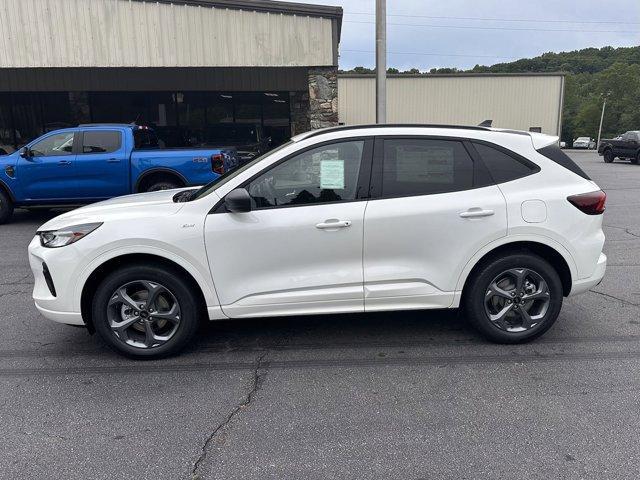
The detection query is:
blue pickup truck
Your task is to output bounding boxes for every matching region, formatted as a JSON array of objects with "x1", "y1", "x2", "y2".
[{"x1": 0, "y1": 124, "x2": 238, "y2": 224}]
